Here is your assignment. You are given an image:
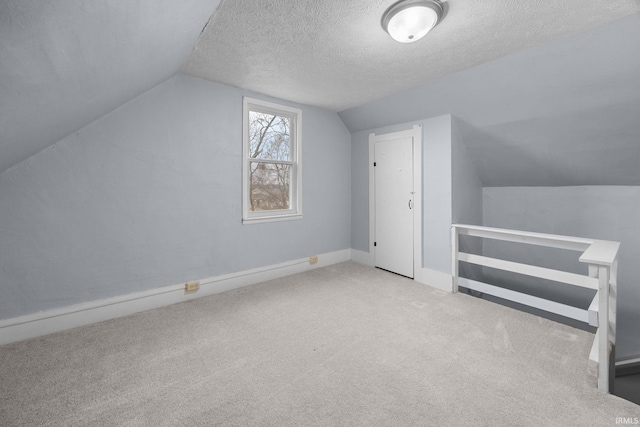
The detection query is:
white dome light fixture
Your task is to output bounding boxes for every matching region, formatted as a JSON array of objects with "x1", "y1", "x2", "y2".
[{"x1": 381, "y1": 0, "x2": 444, "y2": 43}]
